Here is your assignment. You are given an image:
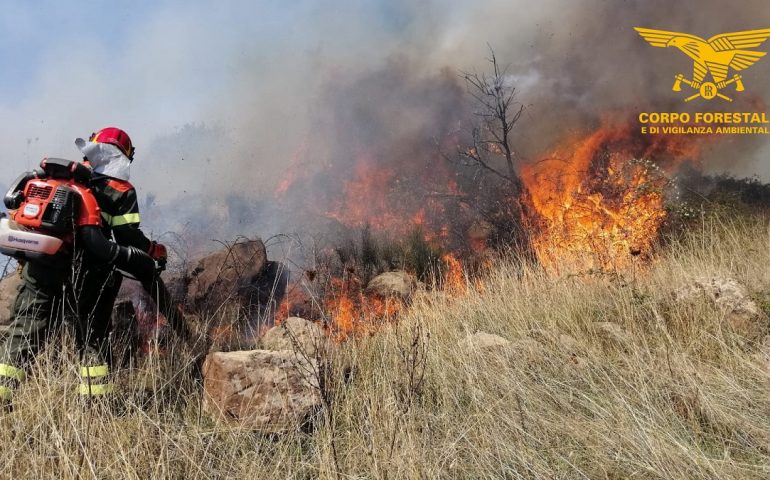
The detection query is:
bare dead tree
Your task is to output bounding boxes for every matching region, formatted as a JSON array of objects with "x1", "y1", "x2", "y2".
[
  {"x1": 459, "y1": 46, "x2": 526, "y2": 197},
  {"x1": 437, "y1": 45, "x2": 539, "y2": 259}
]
